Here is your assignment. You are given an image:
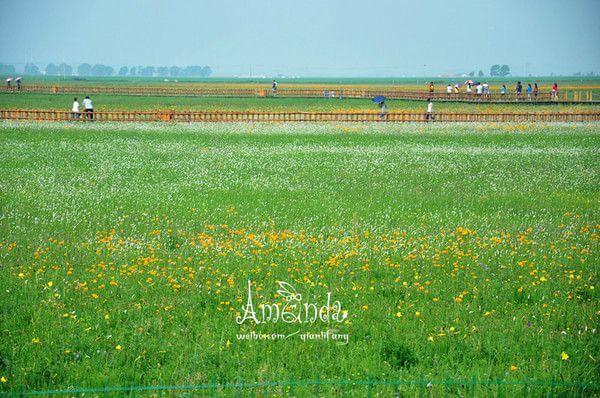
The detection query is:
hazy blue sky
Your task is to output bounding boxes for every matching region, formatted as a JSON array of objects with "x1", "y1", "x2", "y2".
[{"x1": 1, "y1": 0, "x2": 598, "y2": 76}]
